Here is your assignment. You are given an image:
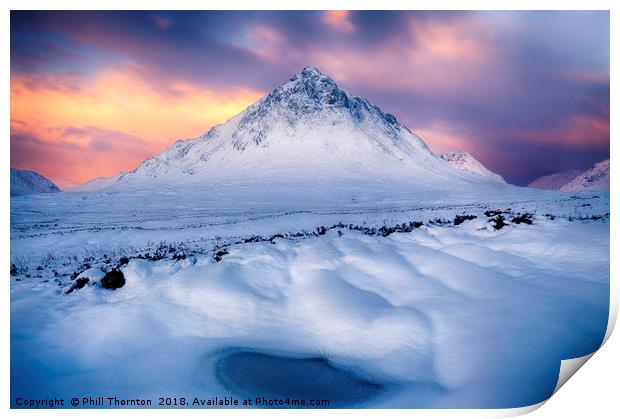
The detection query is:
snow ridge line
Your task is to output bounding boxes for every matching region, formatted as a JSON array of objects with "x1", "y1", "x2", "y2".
[{"x1": 11, "y1": 209, "x2": 609, "y2": 294}]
